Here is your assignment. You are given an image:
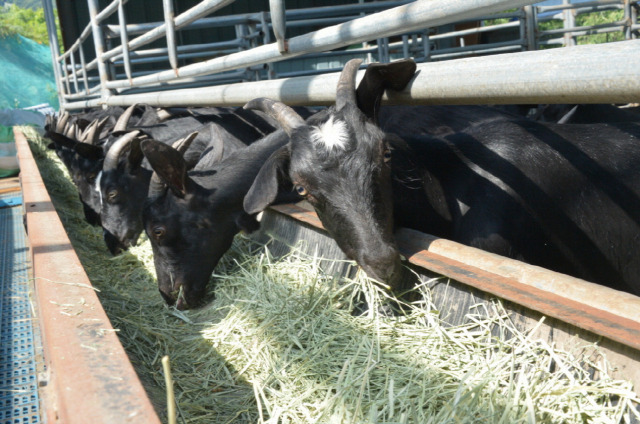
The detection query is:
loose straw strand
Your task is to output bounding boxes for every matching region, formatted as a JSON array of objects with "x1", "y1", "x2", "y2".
[{"x1": 162, "y1": 355, "x2": 176, "y2": 424}]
